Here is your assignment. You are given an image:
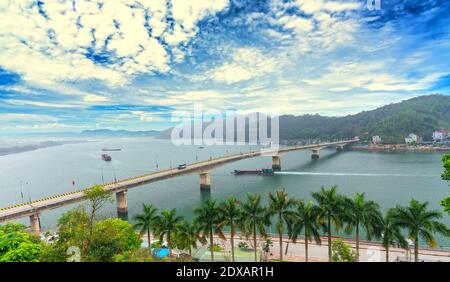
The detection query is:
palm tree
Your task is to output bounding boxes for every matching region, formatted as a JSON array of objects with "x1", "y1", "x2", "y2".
[
  {"x1": 311, "y1": 185, "x2": 345, "y2": 261},
  {"x1": 391, "y1": 199, "x2": 450, "y2": 262},
  {"x1": 194, "y1": 199, "x2": 224, "y2": 262},
  {"x1": 240, "y1": 193, "x2": 270, "y2": 262},
  {"x1": 290, "y1": 200, "x2": 322, "y2": 262},
  {"x1": 218, "y1": 197, "x2": 241, "y2": 262},
  {"x1": 176, "y1": 220, "x2": 200, "y2": 257},
  {"x1": 133, "y1": 204, "x2": 160, "y2": 251},
  {"x1": 267, "y1": 189, "x2": 296, "y2": 261},
  {"x1": 343, "y1": 193, "x2": 383, "y2": 261},
  {"x1": 155, "y1": 209, "x2": 183, "y2": 256},
  {"x1": 380, "y1": 209, "x2": 408, "y2": 262}
]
